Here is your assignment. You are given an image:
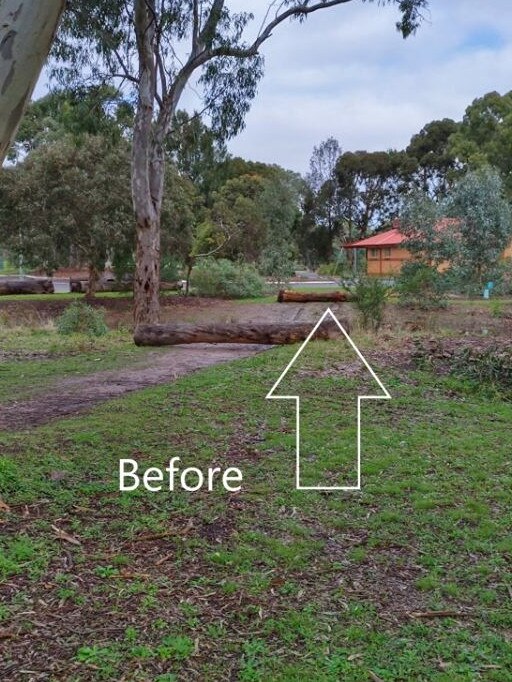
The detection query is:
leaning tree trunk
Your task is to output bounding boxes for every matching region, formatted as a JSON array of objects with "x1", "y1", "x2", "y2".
[{"x1": 0, "y1": 0, "x2": 65, "y2": 163}]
